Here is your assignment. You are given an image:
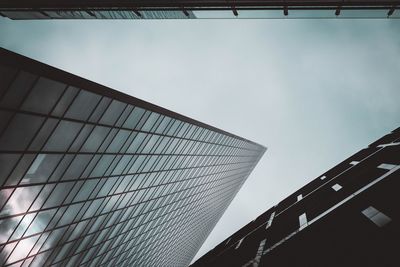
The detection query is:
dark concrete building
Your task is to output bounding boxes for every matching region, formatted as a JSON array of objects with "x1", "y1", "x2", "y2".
[
  {"x1": 0, "y1": 0, "x2": 399, "y2": 19},
  {"x1": 192, "y1": 127, "x2": 400, "y2": 267},
  {"x1": 0, "y1": 48, "x2": 265, "y2": 267}
]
